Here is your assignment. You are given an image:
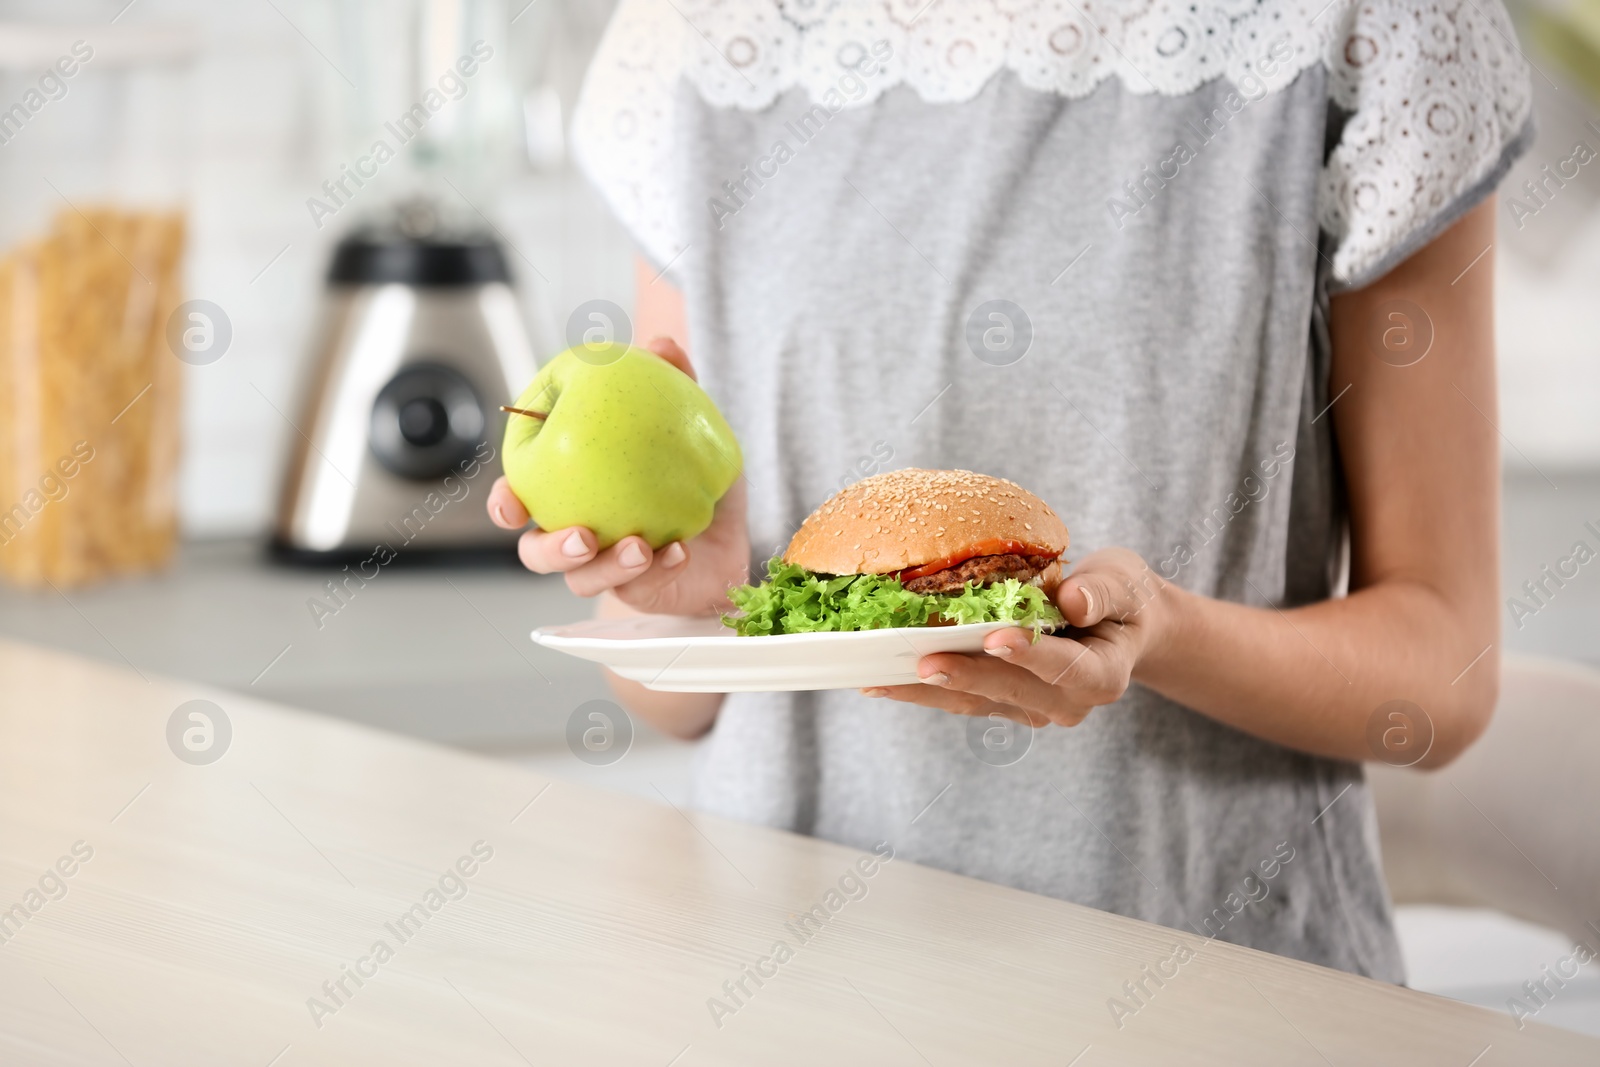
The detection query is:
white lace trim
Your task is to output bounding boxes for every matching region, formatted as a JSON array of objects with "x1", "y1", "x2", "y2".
[{"x1": 572, "y1": 0, "x2": 1531, "y2": 287}]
